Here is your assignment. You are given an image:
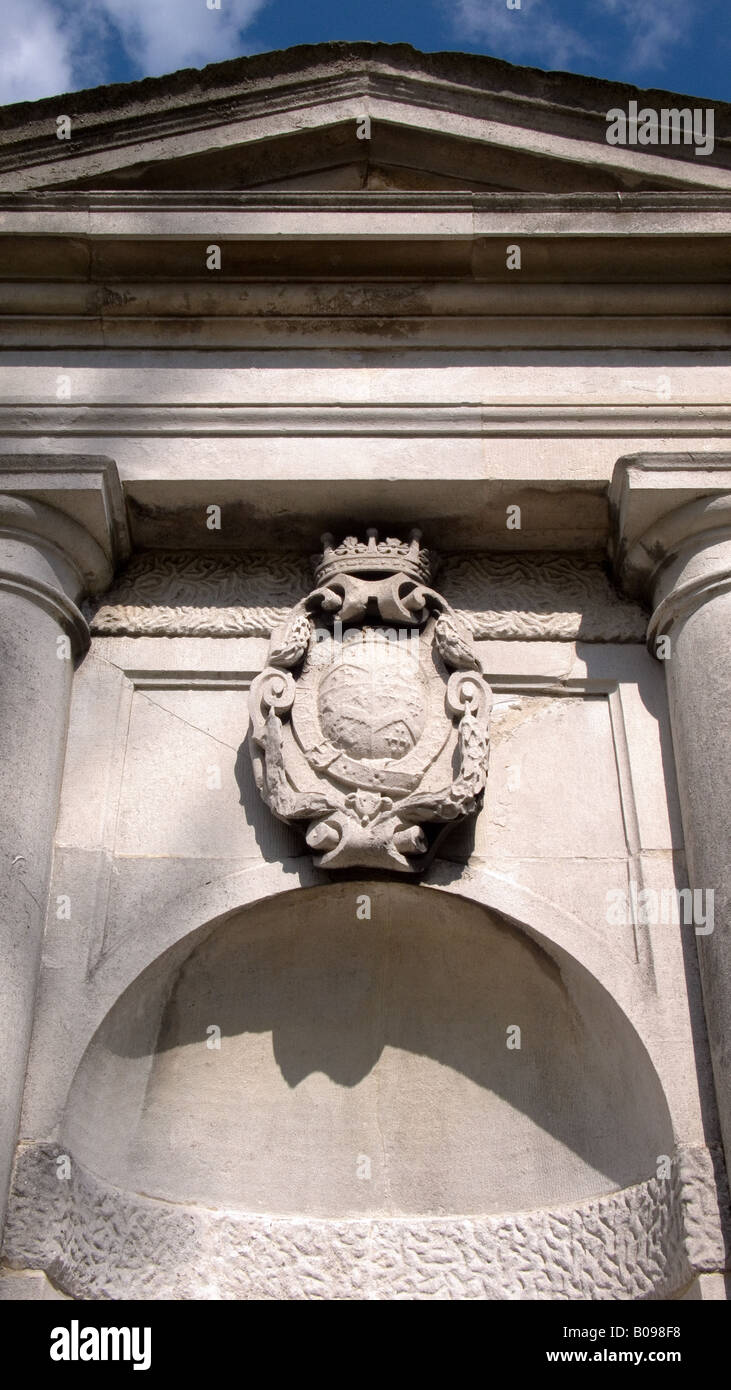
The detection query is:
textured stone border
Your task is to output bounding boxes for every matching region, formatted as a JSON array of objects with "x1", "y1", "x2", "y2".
[
  {"x1": 3, "y1": 1144, "x2": 728, "y2": 1300},
  {"x1": 89, "y1": 551, "x2": 647, "y2": 643}
]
